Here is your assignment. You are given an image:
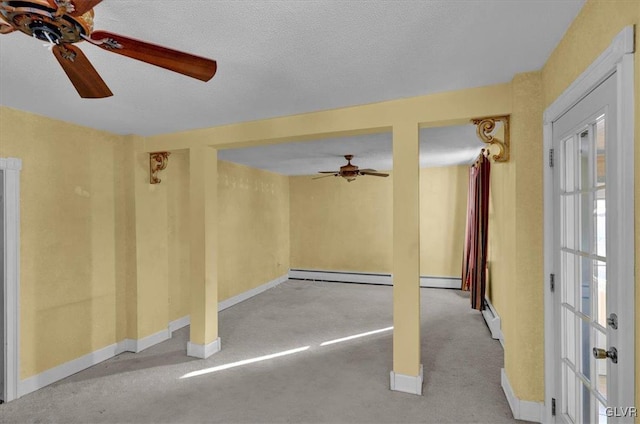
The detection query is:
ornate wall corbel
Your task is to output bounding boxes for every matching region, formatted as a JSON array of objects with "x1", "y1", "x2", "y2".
[
  {"x1": 471, "y1": 115, "x2": 510, "y2": 162},
  {"x1": 150, "y1": 152, "x2": 171, "y2": 184}
]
